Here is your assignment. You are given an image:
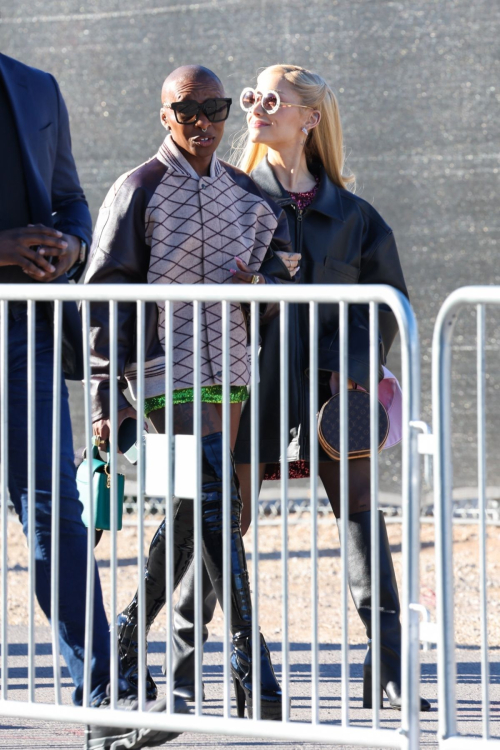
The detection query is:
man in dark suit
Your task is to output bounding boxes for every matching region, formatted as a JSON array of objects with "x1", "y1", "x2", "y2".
[{"x1": 0, "y1": 53, "x2": 184, "y2": 749}]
